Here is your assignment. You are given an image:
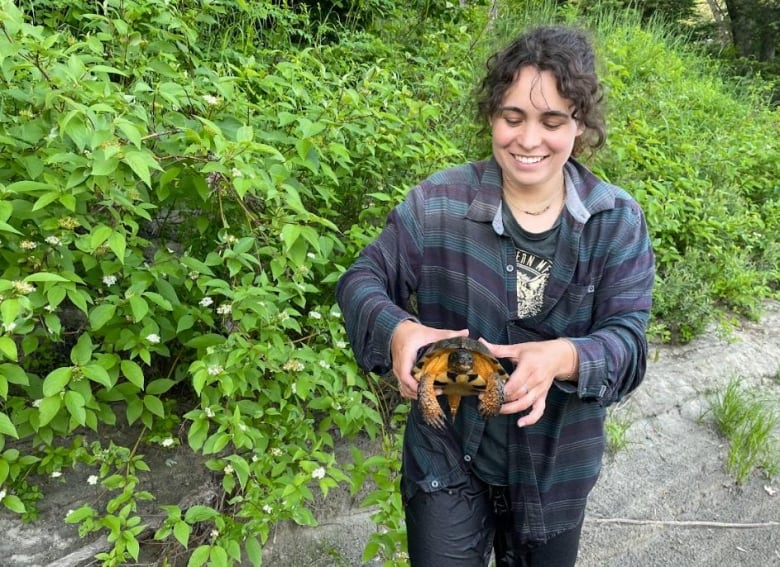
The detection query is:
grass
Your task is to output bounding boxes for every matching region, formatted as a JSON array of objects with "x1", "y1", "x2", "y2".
[
  {"x1": 706, "y1": 377, "x2": 780, "y2": 484},
  {"x1": 605, "y1": 405, "x2": 635, "y2": 455}
]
